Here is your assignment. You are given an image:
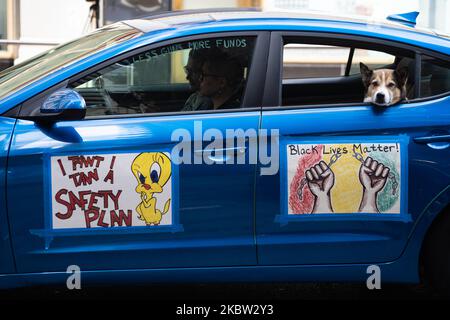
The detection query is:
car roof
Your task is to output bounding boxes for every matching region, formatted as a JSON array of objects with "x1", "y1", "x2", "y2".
[
  {"x1": 118, "y1": 9, "x2": 450, "y2": 56},
  {"x1": 122, "y1": 9, "x2": 442, "y2": 38}
]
